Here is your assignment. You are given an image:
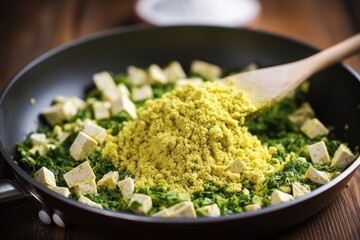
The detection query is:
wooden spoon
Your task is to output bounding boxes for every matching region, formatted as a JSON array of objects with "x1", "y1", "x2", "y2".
[{"x1": 221, "y1": 33, "x2": 360, "y2": 116}]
